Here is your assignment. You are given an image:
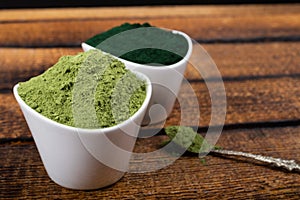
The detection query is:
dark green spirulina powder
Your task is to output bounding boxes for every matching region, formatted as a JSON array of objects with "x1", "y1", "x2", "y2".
[
  {"x1": 18, "y1": 50, "x2": 146, "y2": 128},
  {"x1": 85, "y1": 23, "x2": 189, "y2": 66}
]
